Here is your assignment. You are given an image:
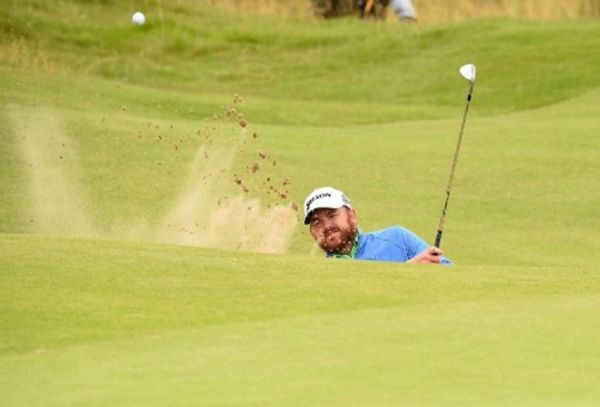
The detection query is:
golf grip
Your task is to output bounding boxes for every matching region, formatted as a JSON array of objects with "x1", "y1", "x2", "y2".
[{"x1": 434, "y1": 230, "x2": 442, "y2": 248}]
